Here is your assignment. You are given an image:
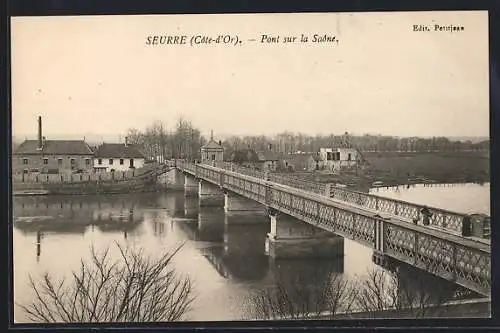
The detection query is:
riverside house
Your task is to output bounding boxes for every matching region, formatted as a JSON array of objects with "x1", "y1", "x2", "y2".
[
  {"x1": 93, "y1": 139, "x2": 145, "y2": 172},
  {"x1": 12, "y1": 117, "x2": 94, "y2": 175}
]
